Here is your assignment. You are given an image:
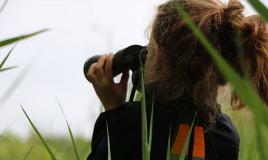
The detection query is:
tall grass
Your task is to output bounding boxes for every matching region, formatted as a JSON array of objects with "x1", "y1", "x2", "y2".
[
  {"x1": 57, "y1": 100, "x2": 81, "y2": 160},
  {"x1": 22, "y1": 145, "x2": 34, "y2": 160},
  {"x1": 0, "y1": 43, "x2": 17, "y2": 73},
  {"x1": 0, "y1": 29, "x2": 48, "y2": 48},
  {"x1": 0, "y1": 29, "x2": 48, "y2": 107},
  {"x1": 166, "y1": 124, "x2": 171, "y2": 160},
  {"x1": 139, "y1": 56, "x2": 150, "y2": 160},
  {"x1": 21, "y1": 105, "x2": 58, "y2": 160},
  {"x1": 0, "y1": 30, "x2": 48, "y2": 73},
  {"x1": 0, "y1": 2, "x2": 85, "y2": 159},
  {"x1": 1, "y1": 0, "x2": 268, "y2": 159},
  {"x1": 247, "y1": 0, "x2": 268, "y2": 22}
]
